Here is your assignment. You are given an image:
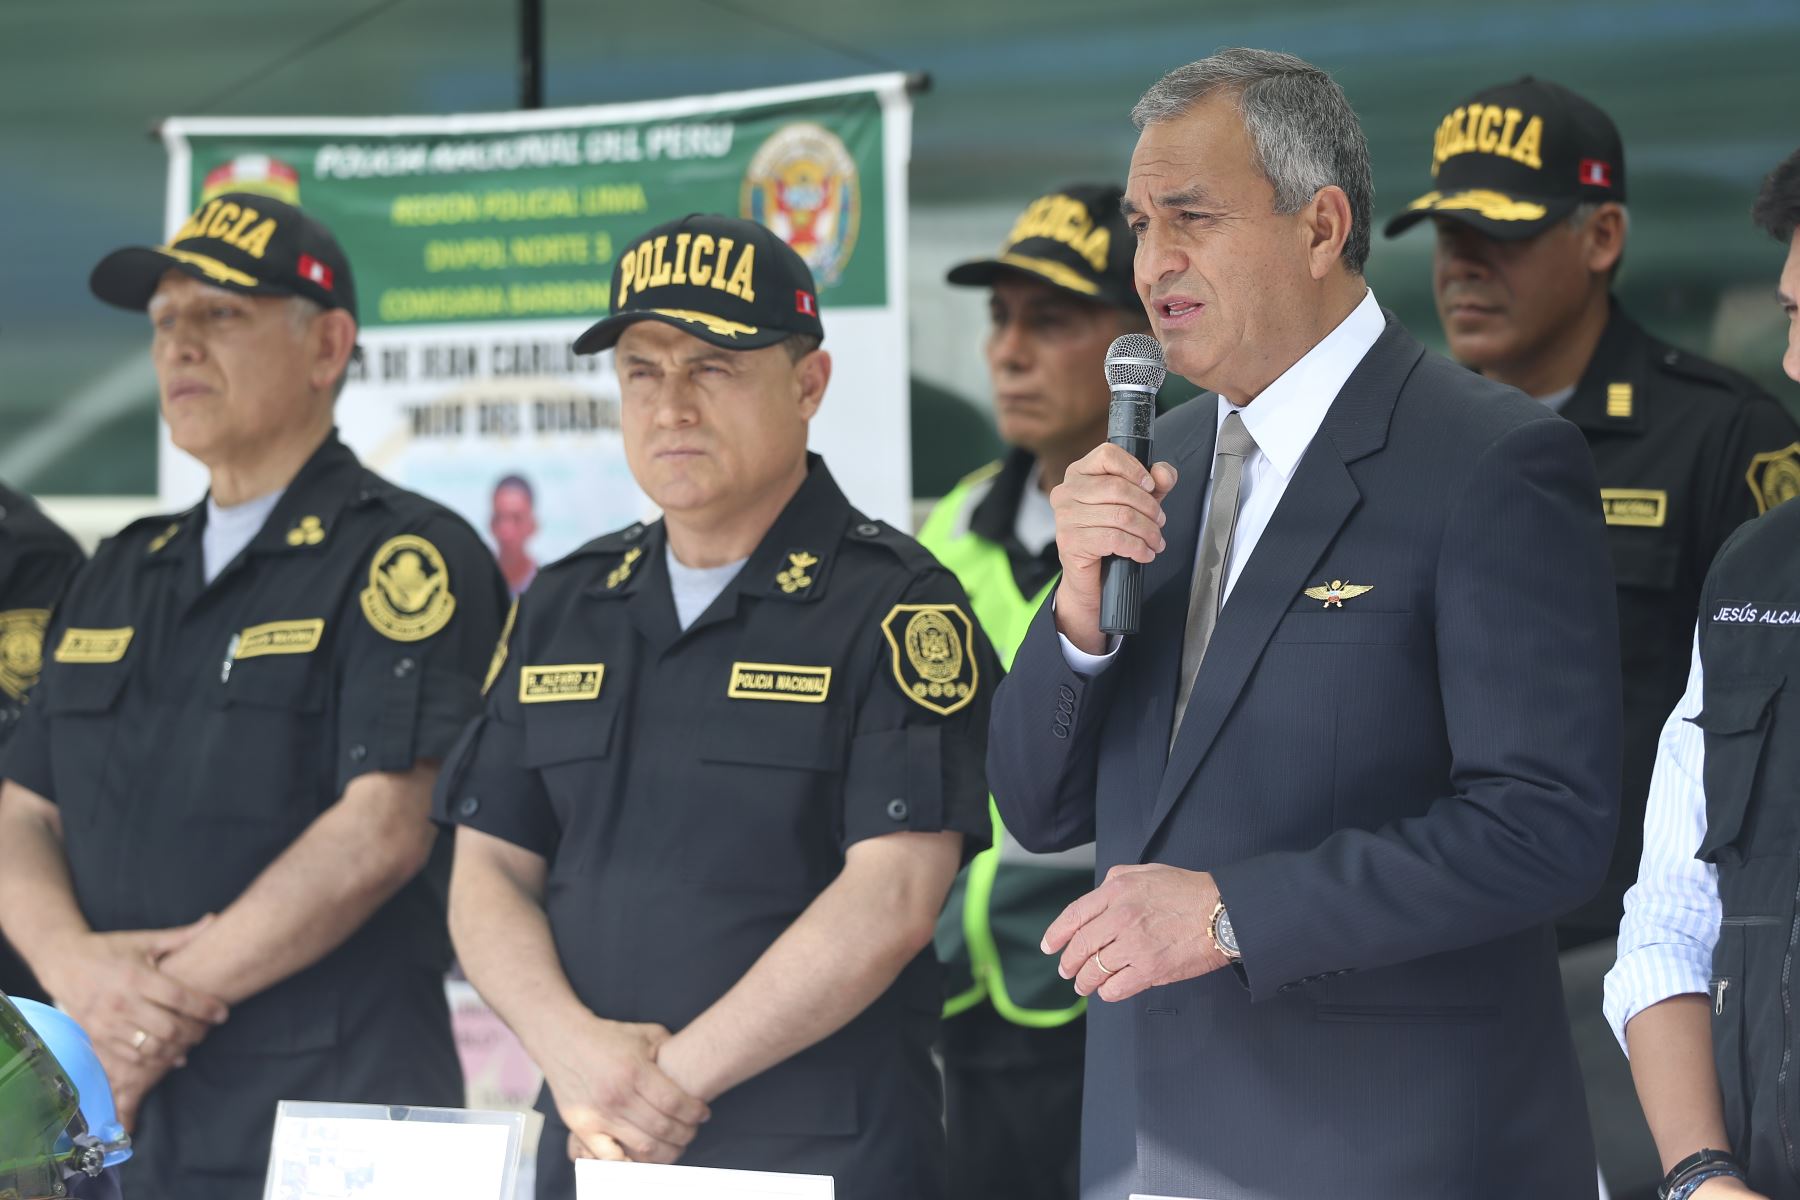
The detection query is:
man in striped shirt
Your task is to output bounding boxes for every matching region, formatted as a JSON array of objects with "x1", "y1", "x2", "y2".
[{"x1": 1604, "y1": 148, "x2": 1800, "y2": 1200}]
